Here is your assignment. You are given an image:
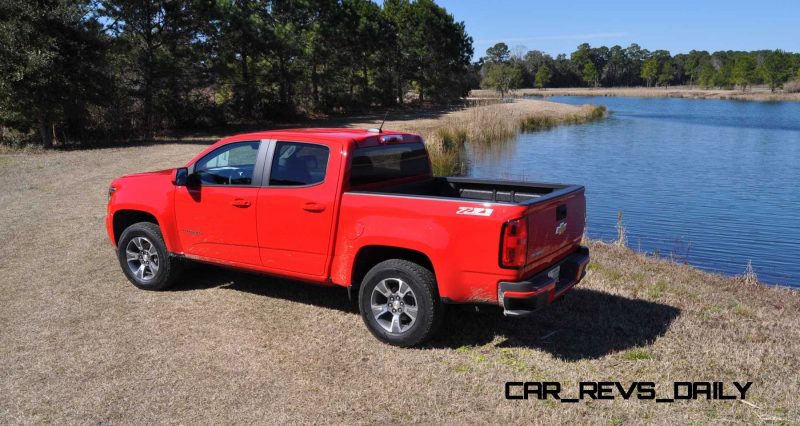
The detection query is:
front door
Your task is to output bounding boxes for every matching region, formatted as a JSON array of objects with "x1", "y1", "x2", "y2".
[
  {"x1": 174, "y1": 141, "x2": 265, "y2": 265},
  {"x1": 257, "y1": 140, "x2": 340, "y2": 277}
]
